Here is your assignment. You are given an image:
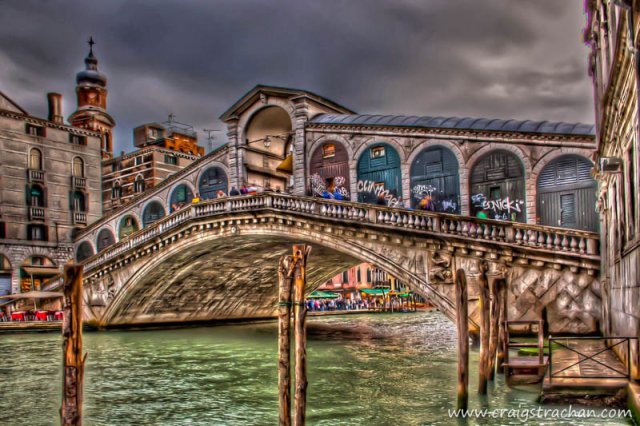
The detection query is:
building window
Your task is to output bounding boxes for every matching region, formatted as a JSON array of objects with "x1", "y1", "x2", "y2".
[
  {"x1": 29, "y1": 148, "x2": 43, "y2": 170},
  {"x1": 25, "y1": 124, "x2": 45, "y2": 137},
  {"x1": 135, "y1": 156, "x2": 143, "y2": 166},
  {"x1": 72, "y1": 157, "x2": 84, "y2": 177},
  {"x1": 357, "y1": 268, "x2": 361, "y2": 282},
  {"x1": 28, "y1": 185, "x2": 45, "y2": 207},
  {"x1": 371, "y1": 146, "x2": 386, "y2": 158},
  {"x1": 342, "y1": 271, "x2": 348, "y2": 283},
  {"x1": 111, "y1": 161, "x2": 121, "y2": 172},
  {"x1": 72, "y1": 191, "x2": 86, "y2": 212},
  {"x1": 69, "y1": 134, "x2": 87, "y2": 145},
  {"x1": 111, "y1": 183, "x2": 121, "y2": 199},
  {"x1": 165, "y1": 155, "x2": 177, "y2": 165},
  {"x1": 366, "y1": 268, "x2": 371, "y2": 283},
  {"x1": 27, "y1": 224, "x2": 47, "y2": 241},
  {"x1": 134, "y1": 176, "x2": 145, "y2": 193},
  {"x1": 149, "y1": 128, "x2": 158, "y2": 139},
  {"x1": 322, "y1": 144, "x2": 336, "y2": 159}
]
